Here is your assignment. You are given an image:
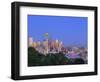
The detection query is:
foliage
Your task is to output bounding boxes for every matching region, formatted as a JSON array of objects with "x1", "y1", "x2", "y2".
[{"x1": 28, "y1": 47, "x2": 85, "y2": 66}]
